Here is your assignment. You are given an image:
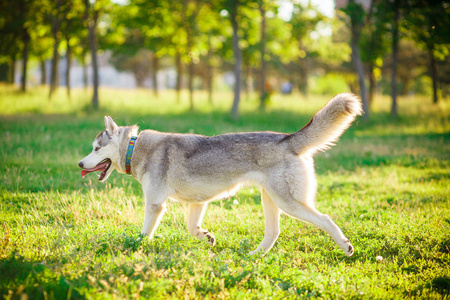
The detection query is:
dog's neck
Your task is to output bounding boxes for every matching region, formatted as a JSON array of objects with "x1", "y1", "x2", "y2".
[{"x1": 118, "y1": 125, "x2": 139, "y2": 174}]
